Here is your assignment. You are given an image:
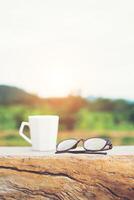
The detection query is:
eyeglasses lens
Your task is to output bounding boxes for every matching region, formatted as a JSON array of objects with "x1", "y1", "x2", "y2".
[
  {"x1": 84, "y1": 138, "x2": 107, "y2": 151},
  {"x1": 57, "y1": 139, "x2": 78, "y2": 152}
]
